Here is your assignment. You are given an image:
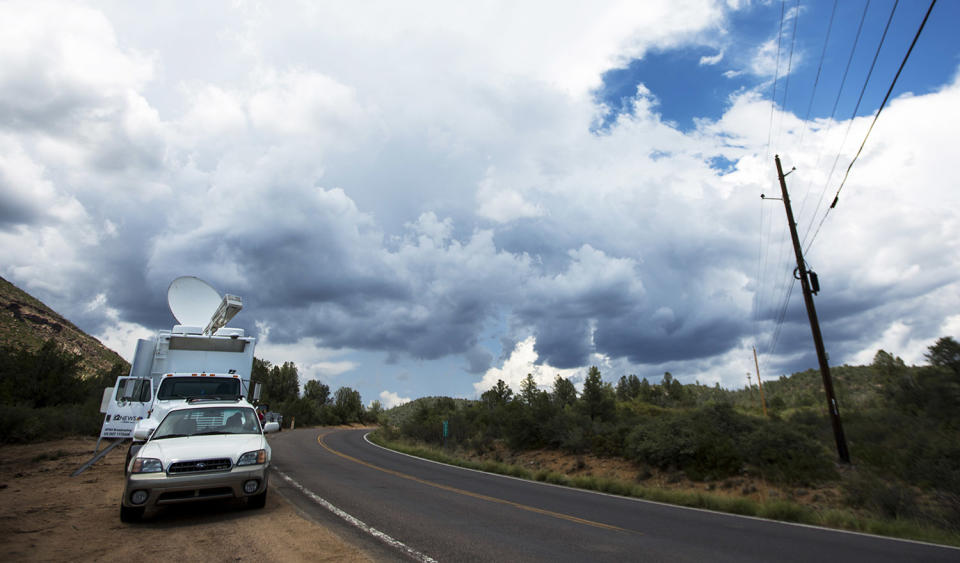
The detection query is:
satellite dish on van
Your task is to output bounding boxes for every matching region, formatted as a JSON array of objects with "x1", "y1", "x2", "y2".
[{"x1": 167, "y1": 276, "x2": 222, "y2": 327}]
